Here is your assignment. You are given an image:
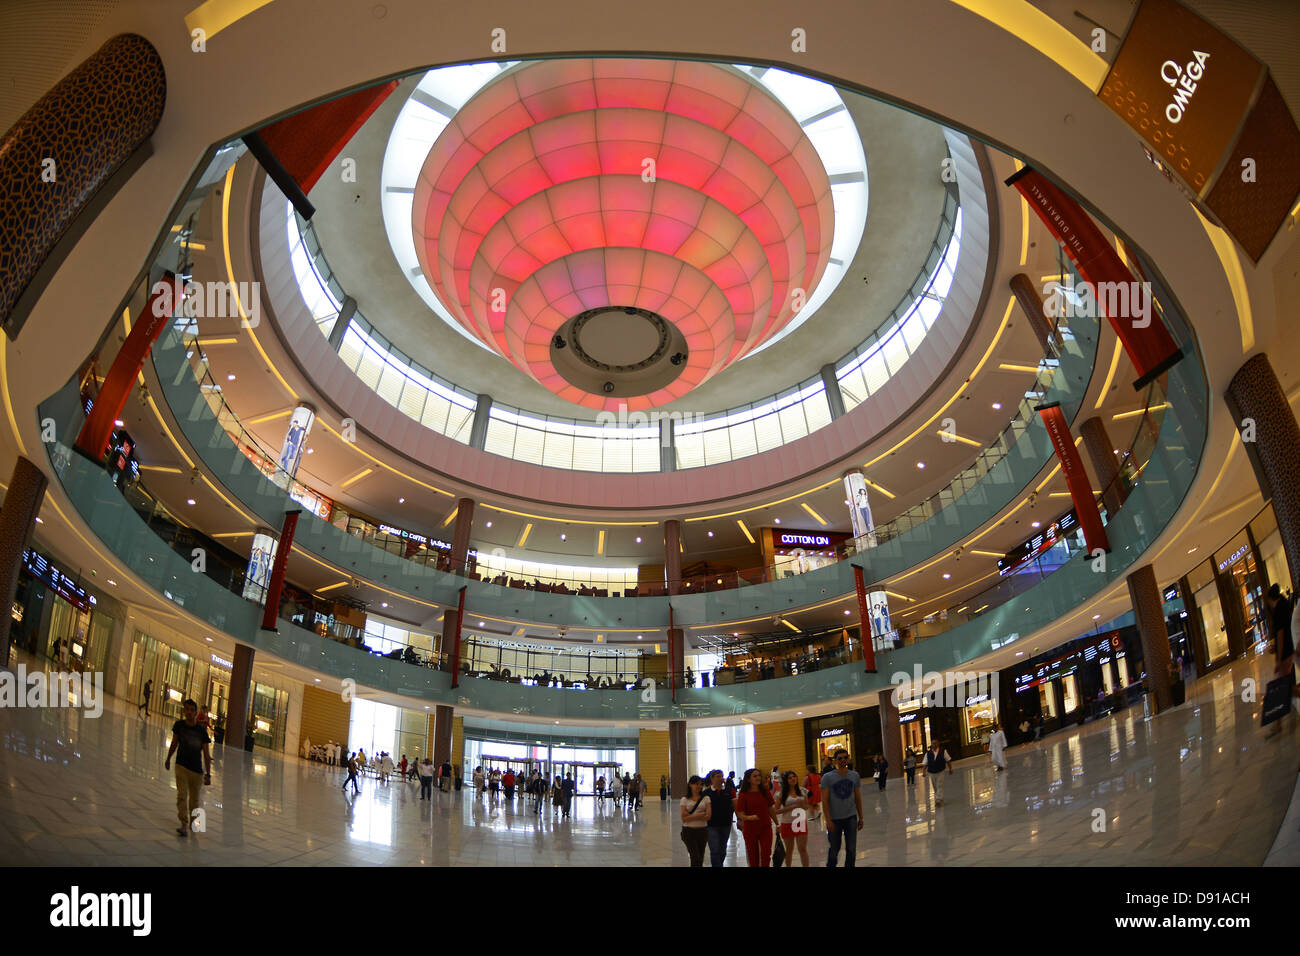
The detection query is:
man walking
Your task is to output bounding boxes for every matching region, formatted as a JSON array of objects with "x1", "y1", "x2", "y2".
[
  {"x1": 820, "y1": 749, "x2": 863, "y2": 867},
  {"x1": 342, "y1": 751, "x2": 360, "y2": 794},
  {"x1": 924, "y1": 740, "x2": 954, "y2": 808},
  {"x1": 164, "y1": 699, "x2": 211, "y2": 837},
  {"x1": 704, "y1": 769, "x2": 735, "y2": 867},
  {"x1": 418, "y1": 756, "x2": 434, "y2": 800},
  {"x1": 138, "y1": 678, "x2": 153, "y2": 717}
]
